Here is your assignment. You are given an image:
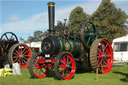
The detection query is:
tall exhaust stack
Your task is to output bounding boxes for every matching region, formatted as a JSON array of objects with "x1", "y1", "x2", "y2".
[{"x1": 47, "y1": 2, "x2": 55, "y2": 36}]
